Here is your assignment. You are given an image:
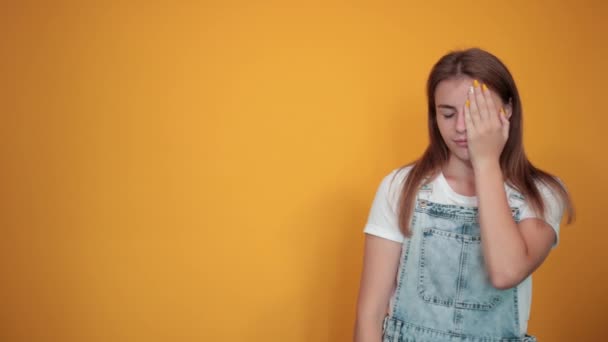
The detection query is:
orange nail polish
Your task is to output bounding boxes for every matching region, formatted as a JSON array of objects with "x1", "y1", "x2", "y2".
[
  {"x1": 466, "y1": 100, "x2": 470, "y2": 108},
  {"x1": 500, "y1": 107, "x2": 505, "y2": 116},
  {"x1": 482, "y1": 83, "x2": 488, "y2": 92},
  {"x1": 473, "y1": 79, "x2": 479, "y2": 87}
]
